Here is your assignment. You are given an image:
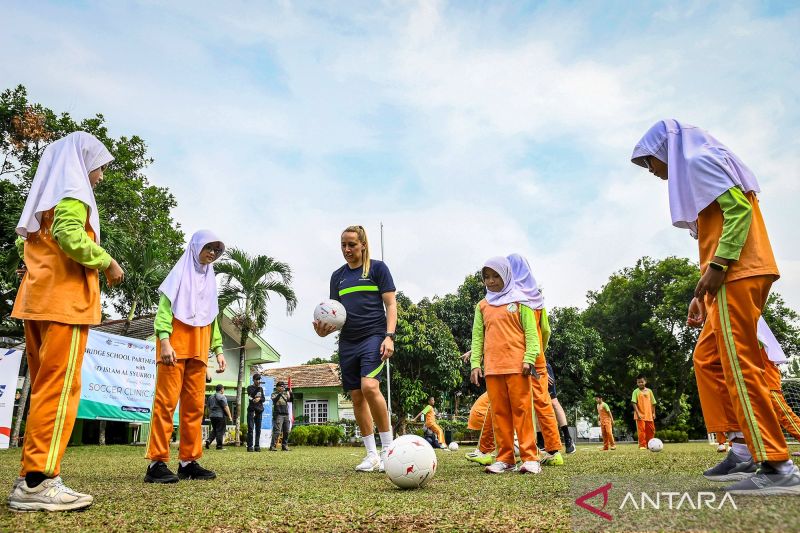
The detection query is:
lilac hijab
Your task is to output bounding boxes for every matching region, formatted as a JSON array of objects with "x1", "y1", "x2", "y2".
[
  {"x1": 158, "y1": 230, "x2": 224, "y2": 327},
  {"x1": 757, "y1": 317, "x2": 788, "y2": 365},
  {"x1": 483, "y1": 256, "x2": 528, "y2": 306},
  {"x1": 631, "y1": 119, "x2": 760, "y2": 237},
  {"x1": 507, "y1": 253, "x2": 544, "y2": 310}
]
